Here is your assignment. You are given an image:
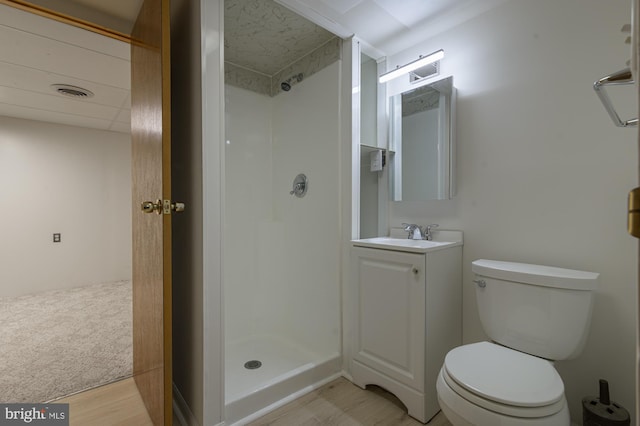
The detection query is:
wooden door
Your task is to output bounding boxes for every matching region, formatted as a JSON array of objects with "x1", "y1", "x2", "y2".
[
  {"x1": 632, "y1": 1, "x2": 640, "y2": 421},
  {"x1": 131, "y1": 0, "x2": 172, "y2": 424}
]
